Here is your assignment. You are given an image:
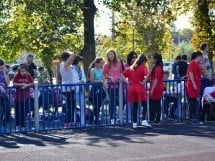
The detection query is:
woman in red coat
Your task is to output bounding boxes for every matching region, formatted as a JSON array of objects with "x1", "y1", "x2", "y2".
[
  {"x1": 123, "y1": 54, "x2": 151, "y2": 128},
  {"x1": 149, "y1": 53, "x2": 164, "y2": 123},
  {"x1": 186, "y1": 51, "x2": 206, "y2": 122}
]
